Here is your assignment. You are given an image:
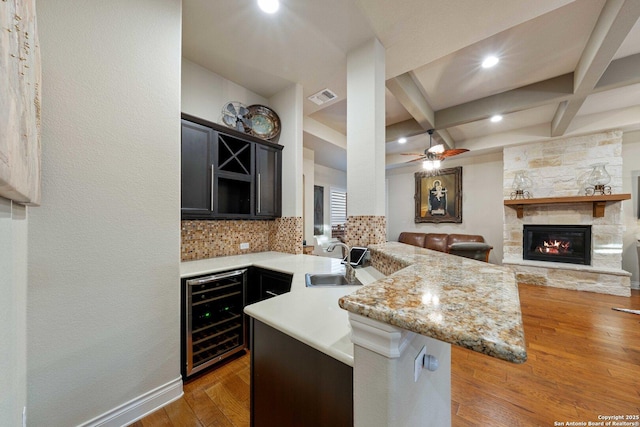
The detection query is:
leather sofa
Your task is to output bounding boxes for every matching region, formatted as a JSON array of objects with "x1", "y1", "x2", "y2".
[{"x1": 398, "y1": 232, "x2": 493, "y2": 262}]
